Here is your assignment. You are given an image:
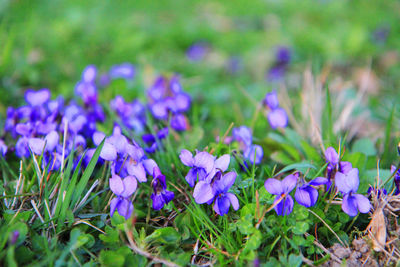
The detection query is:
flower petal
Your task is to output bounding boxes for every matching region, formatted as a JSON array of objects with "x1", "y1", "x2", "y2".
[
  {"x1": 28, "y1": 138, "x2": 45, "y2": 155},
  {"x1": 264, "y1": 178, "x2": 283, "y2": 195},
  {"x1": 194, "y1": 151, "x2": 215, "y2": 174},
  {"x1": 342, "y1": 194, "x2": 358, "y2": 217},
  {"x1": 45, "y1": 131, "x2": 59, "y2": 151},
  {"x1": 267, "y1": 108, "x2": 288, "y2": 129},
  {"x1": 263, "y1": 91, "x2": 279, "y2": 109},
  {"x1": 354, "y1": 194, "x2": 371, "y2": 214},
  {"x1": 193, "y1": 181, "x2": 215, "y2": 204},
  {"x1": 220, "y1": 171, "x2": 237, "y2": 192},
  {"x1": 110, "y1": 197, "x2": 120, "y2": 217},
  {"x1": 25, "y1": 89, "x2": 50, "y2": 106},
  {"x1": 109, "y1": 174, "x2": 124, "y2": 196},
  {"x1": 309, "y1": 177, "x2": 328, "y2": 186},
  {"x1": 282, "y1": 174, "x2": 297, "y2": 193},
  {"x1": 100, "y1": 142, "x2": 117, "y2": 161},
  {"x1": 226, "y1": 192, "x2": 239, "y2": 210},
  {"x1": 127, "y1": 162, "x2": 147, "y2": 183},
  {"x1": 151, "y1": 194, "x2": 165, "y2": 210},
  {"x1": 217, "y1": 196, "x2": 231, "y2": 216},
  {"x1": 185, "y1": 168, "x2": 197, "y2": 187},
  {"x1": 121, "y1": 176, "x2": 138, "y2": 198},
  {"x1": 325, "y1": 147, "x2": 339, "y2": 165},
  {"x1": 335, "y1": 168, "x2": 359, "y2": 194},
  {"x1": 295, "y1": 187, "x2": 312, "y2": 207},
  {"x1": 143, "y1": 159, "x2": 158, "y2": 175},
  {"x1": 214, "y1": 154, "x2": 230, "y2": 172},
  {"x1": 179, "y1": 149, "x2": 194, "y2": 166},
  {"x1": 117, "y1": 198, "x2": 134, "y2": 219}
]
